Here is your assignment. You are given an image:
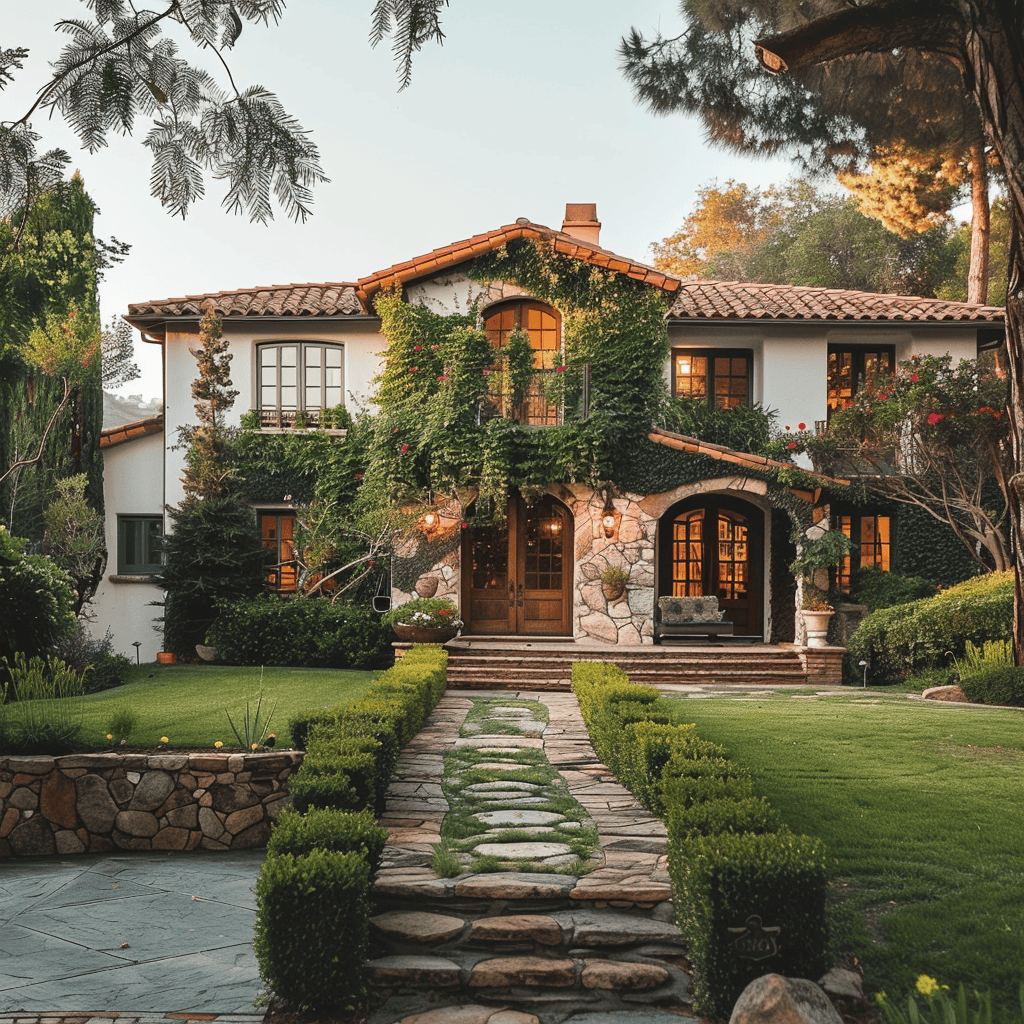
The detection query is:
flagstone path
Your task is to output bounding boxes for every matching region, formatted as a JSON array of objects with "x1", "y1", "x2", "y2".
[{"x1": 367, "y1": 689, "x2": 699, "y2": 1024}]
